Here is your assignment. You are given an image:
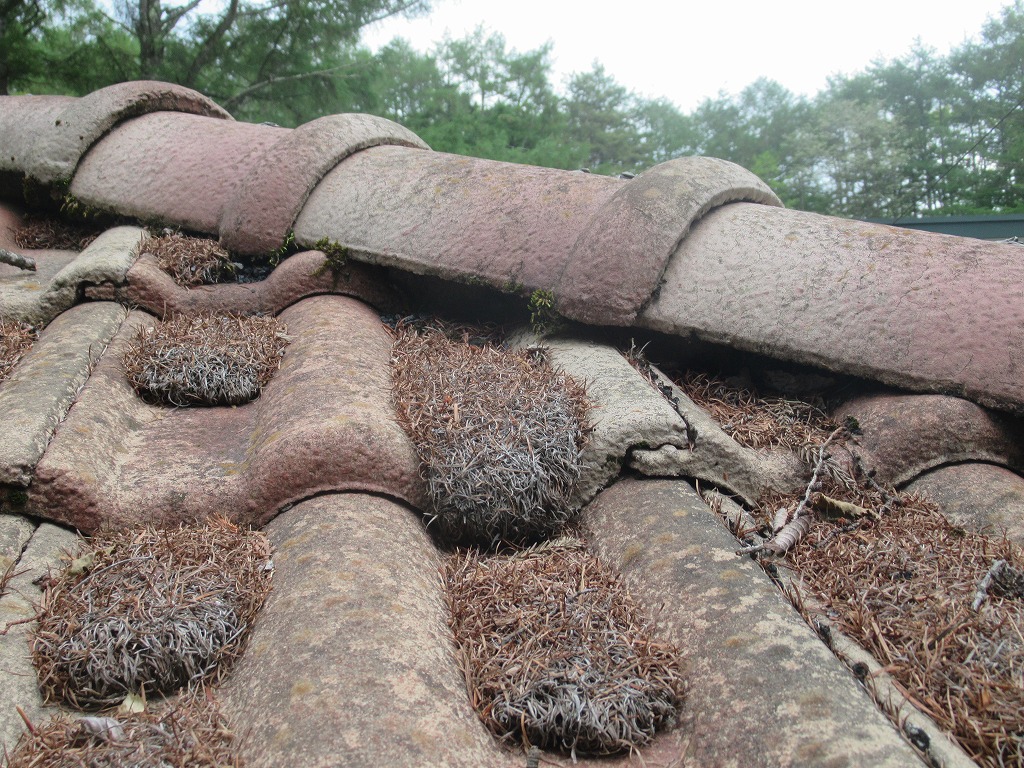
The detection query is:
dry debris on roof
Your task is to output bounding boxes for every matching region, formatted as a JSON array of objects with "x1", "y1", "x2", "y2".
[
  {"x1": 32, "y1": 518, "x2": 273, "y2": 710},
  {"x1": 141, "y1": 232, "x2": 236, "y2": 287},
  {"x1": 0, "y1": 319, "x2": 36, "y2": 383},
  {"x1": 391, "y1": 322, "x2": 590, "y2": 545},
  {"x1": 444, "y1": 539, "x2": 686, "y2": 758},
  {"x1": 123, "y1": 312, "x2": 289, "y2": 406},
  {"x1": 13, "y1": 214, "x2": 102, "y2": 251},
  {"x1": 783, "y1": 494, "x2": 1024, "y2": 768},
  {"x1": 675, "y1": 371, "x2": 837, "y2": 451},
  {"x1": 6, "y1": 690, "x2": 240, "y2": 768}
]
